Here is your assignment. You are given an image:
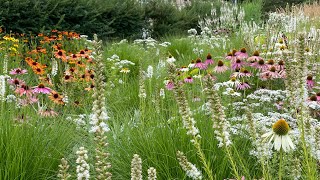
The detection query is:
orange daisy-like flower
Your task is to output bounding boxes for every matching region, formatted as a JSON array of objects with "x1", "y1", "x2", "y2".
[
  {"x1": 48, "y1": 91, "x2": 64, "y2": 105},
  {"x1": 67, "y1": 54, "x2": 79, "y2": 64},
  {"x1": 39, "y1": 76, "x2": 53, "y2": 86},
  {"x1": 52, "y1": 43, "x2": 63, "y2": 51},
  {"x1": 75, "y1": 60, "x2": 86, "y2": 68},
  {"x1": 63, "y1": 74, "x2": 74, "y2": 82},
  {"x1": 54, "y1": 50, "x2": 67, "y2": 62},
  {"x1": 33, "y1": 66, "x2": 46, "y2": 75}
]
